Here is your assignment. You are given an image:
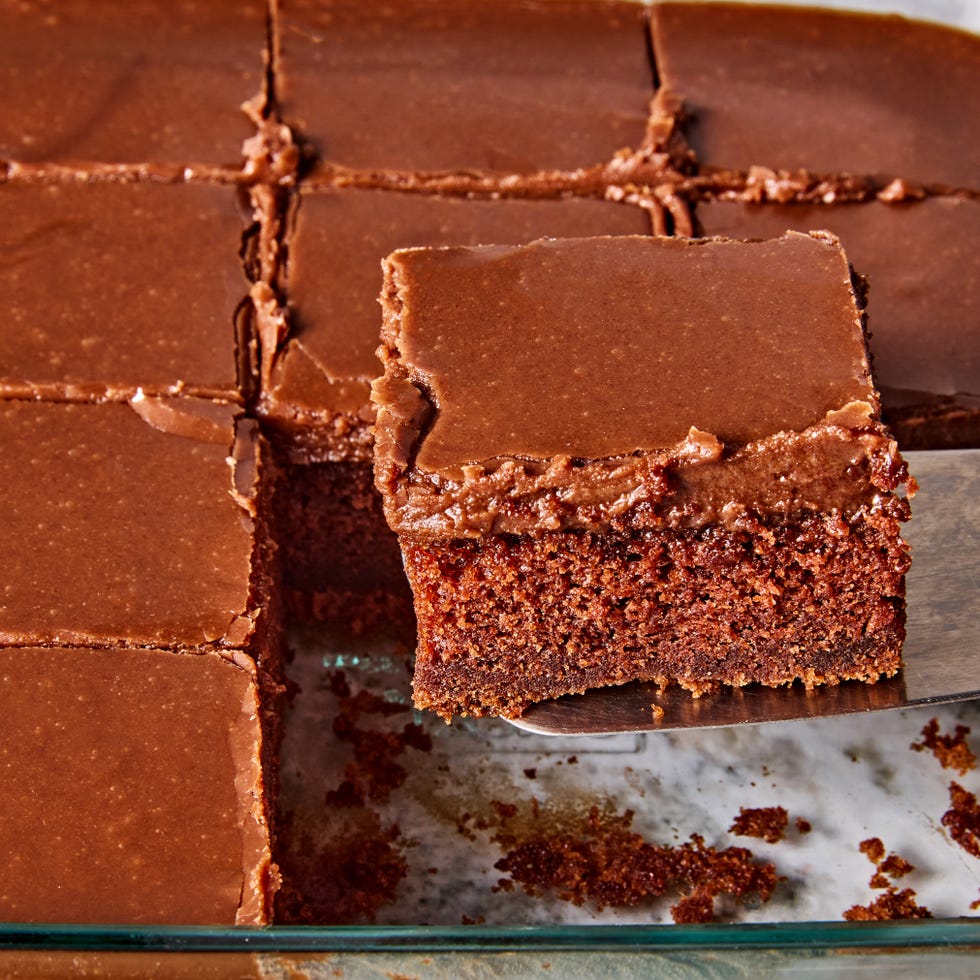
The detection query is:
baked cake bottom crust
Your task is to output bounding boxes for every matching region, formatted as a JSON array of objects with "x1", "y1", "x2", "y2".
[{"x1": 406, "y1": 503, "x2": 911, "y2": 719}]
